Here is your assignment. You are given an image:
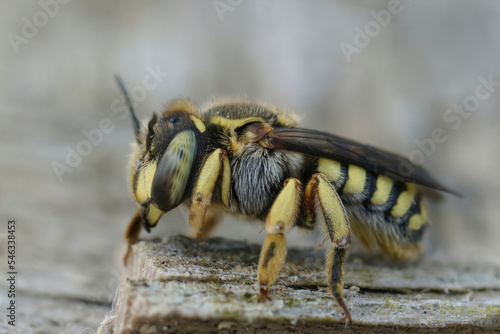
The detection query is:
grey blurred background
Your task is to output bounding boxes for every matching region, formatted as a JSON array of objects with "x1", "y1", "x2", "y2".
[{"x1": 1, "y1": 0, "x2": 499, "y2": 332}]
